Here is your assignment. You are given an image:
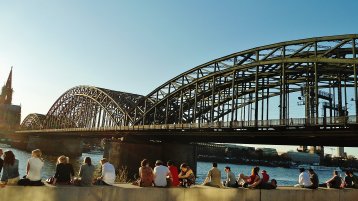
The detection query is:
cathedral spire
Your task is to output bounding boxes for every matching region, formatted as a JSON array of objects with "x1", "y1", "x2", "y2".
[{"x1": 0, "y1": 67, "x2": 13, "y2": 105}]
